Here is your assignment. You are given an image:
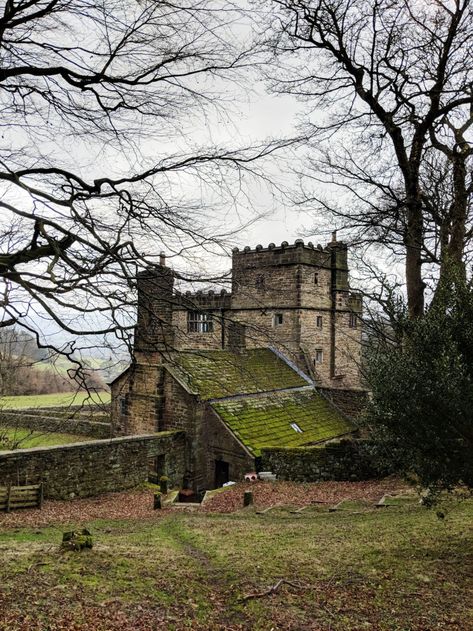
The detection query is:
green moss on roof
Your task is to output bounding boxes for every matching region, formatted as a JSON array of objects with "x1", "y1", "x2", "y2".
[
  {"x1": 211, "y1": 389, "x2": 353, "y2": 456},
  {"x1": 171, "y1": 349, "x2": 307, "y2": 400}
]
